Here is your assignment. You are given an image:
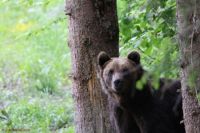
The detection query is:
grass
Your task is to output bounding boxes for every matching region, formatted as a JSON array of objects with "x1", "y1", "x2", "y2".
[
  {"x1": 0, "y1": 0, "x2": 74, "y2": 132},
  {"x1": 0, "y1": 88, "x2": 74, "y2": 132}
]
